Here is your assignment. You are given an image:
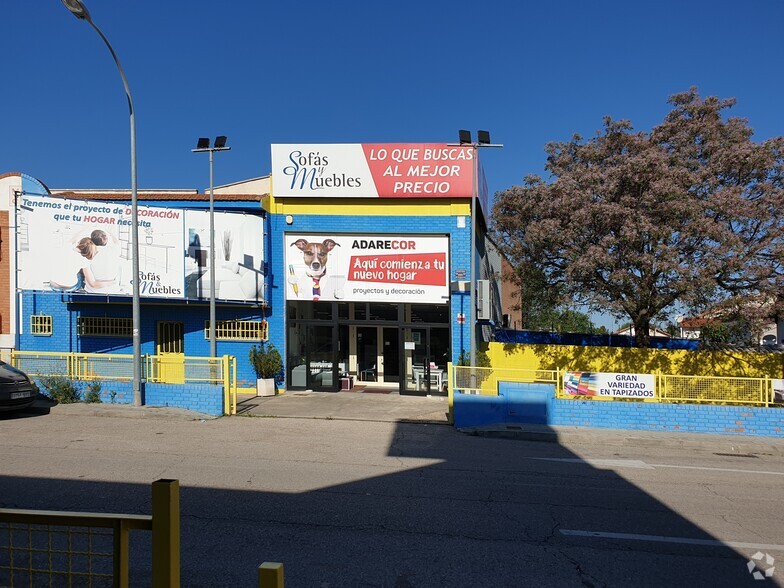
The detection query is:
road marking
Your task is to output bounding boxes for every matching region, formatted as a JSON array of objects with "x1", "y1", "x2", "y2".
[
  {"x1": 530, "y1": 457, "x2": 784, "y2": 477},
  {"x1": 649, "y1": 463, "x2": 784, "y2": 477},
  {"x1": 560, "y1": 529, "x2": 784, "y2": 551},
  {"x1": 531, "y1": 458, "x2": 654, "y2": 469}
]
